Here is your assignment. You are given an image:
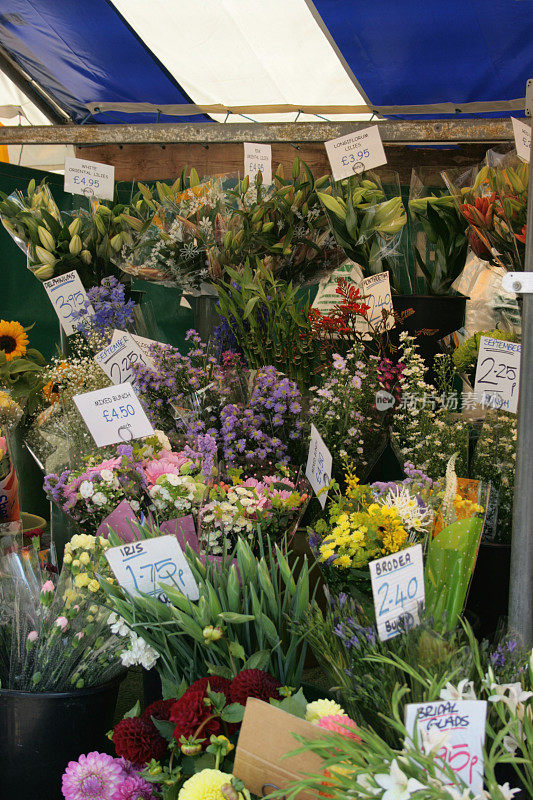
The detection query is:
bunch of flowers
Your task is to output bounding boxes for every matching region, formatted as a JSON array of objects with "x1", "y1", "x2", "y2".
[
  {"x1": 108, "y1": 613, "x2": 160, "y2": 672},
  {"x1": 199, "y1": 473, "x2": 308, "y2": 554},
  {"x1": 62, "y1": 752, "x2": 157, "y2": 800},
  {"x1": 61, "y1": 532, "x2": 113, "y2": 603},
  {"x1": 0, "y1": 319, "x2": 46, "y2": 415},
  {"x1": 0, "y1": 544, "x2": 124, "y2": 692},
  {"x1": 391, "y1": 332, "x2": 469, "y2": 477},
  {"x1": 71, "y1": 276, "x2": 136, "y2": 350},
  {"x1": 148, "y1": 465, "x2": 207, "y2": 522},
  {"x1": 219, "y1": 366, "x2": 305, "y2": 472},
  {"x1": 310, "y1": 472, "x2": 430, "y2": 597},
  {"x1": 117, "y1": 176, "x2": 226, "y2": 289},
  {"x1": 471, "y1": 409, "x2": 516, "y2": 543},
  {"x1": 309, "y1": 342, "x2": 399, "y2": 481},
  {"x1": 44, "y1": 448, "x2": 146, "y2": 535},
  {"x1": 132, "y1": 330, "x2": 233, "y2": 437}
]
